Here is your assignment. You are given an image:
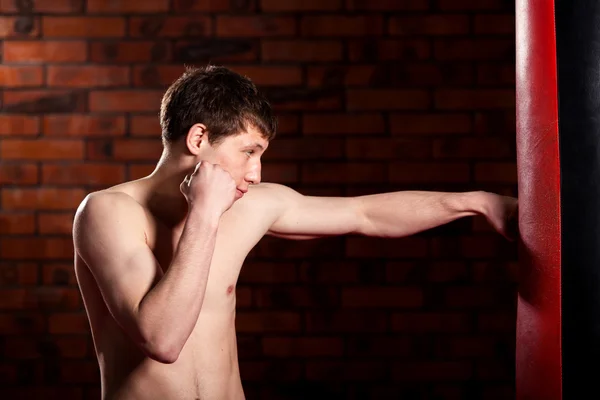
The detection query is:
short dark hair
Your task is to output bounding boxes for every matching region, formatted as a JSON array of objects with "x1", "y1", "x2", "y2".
[{"x1": 160, "y1": 65, "x2": 277, "y2": 146}]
